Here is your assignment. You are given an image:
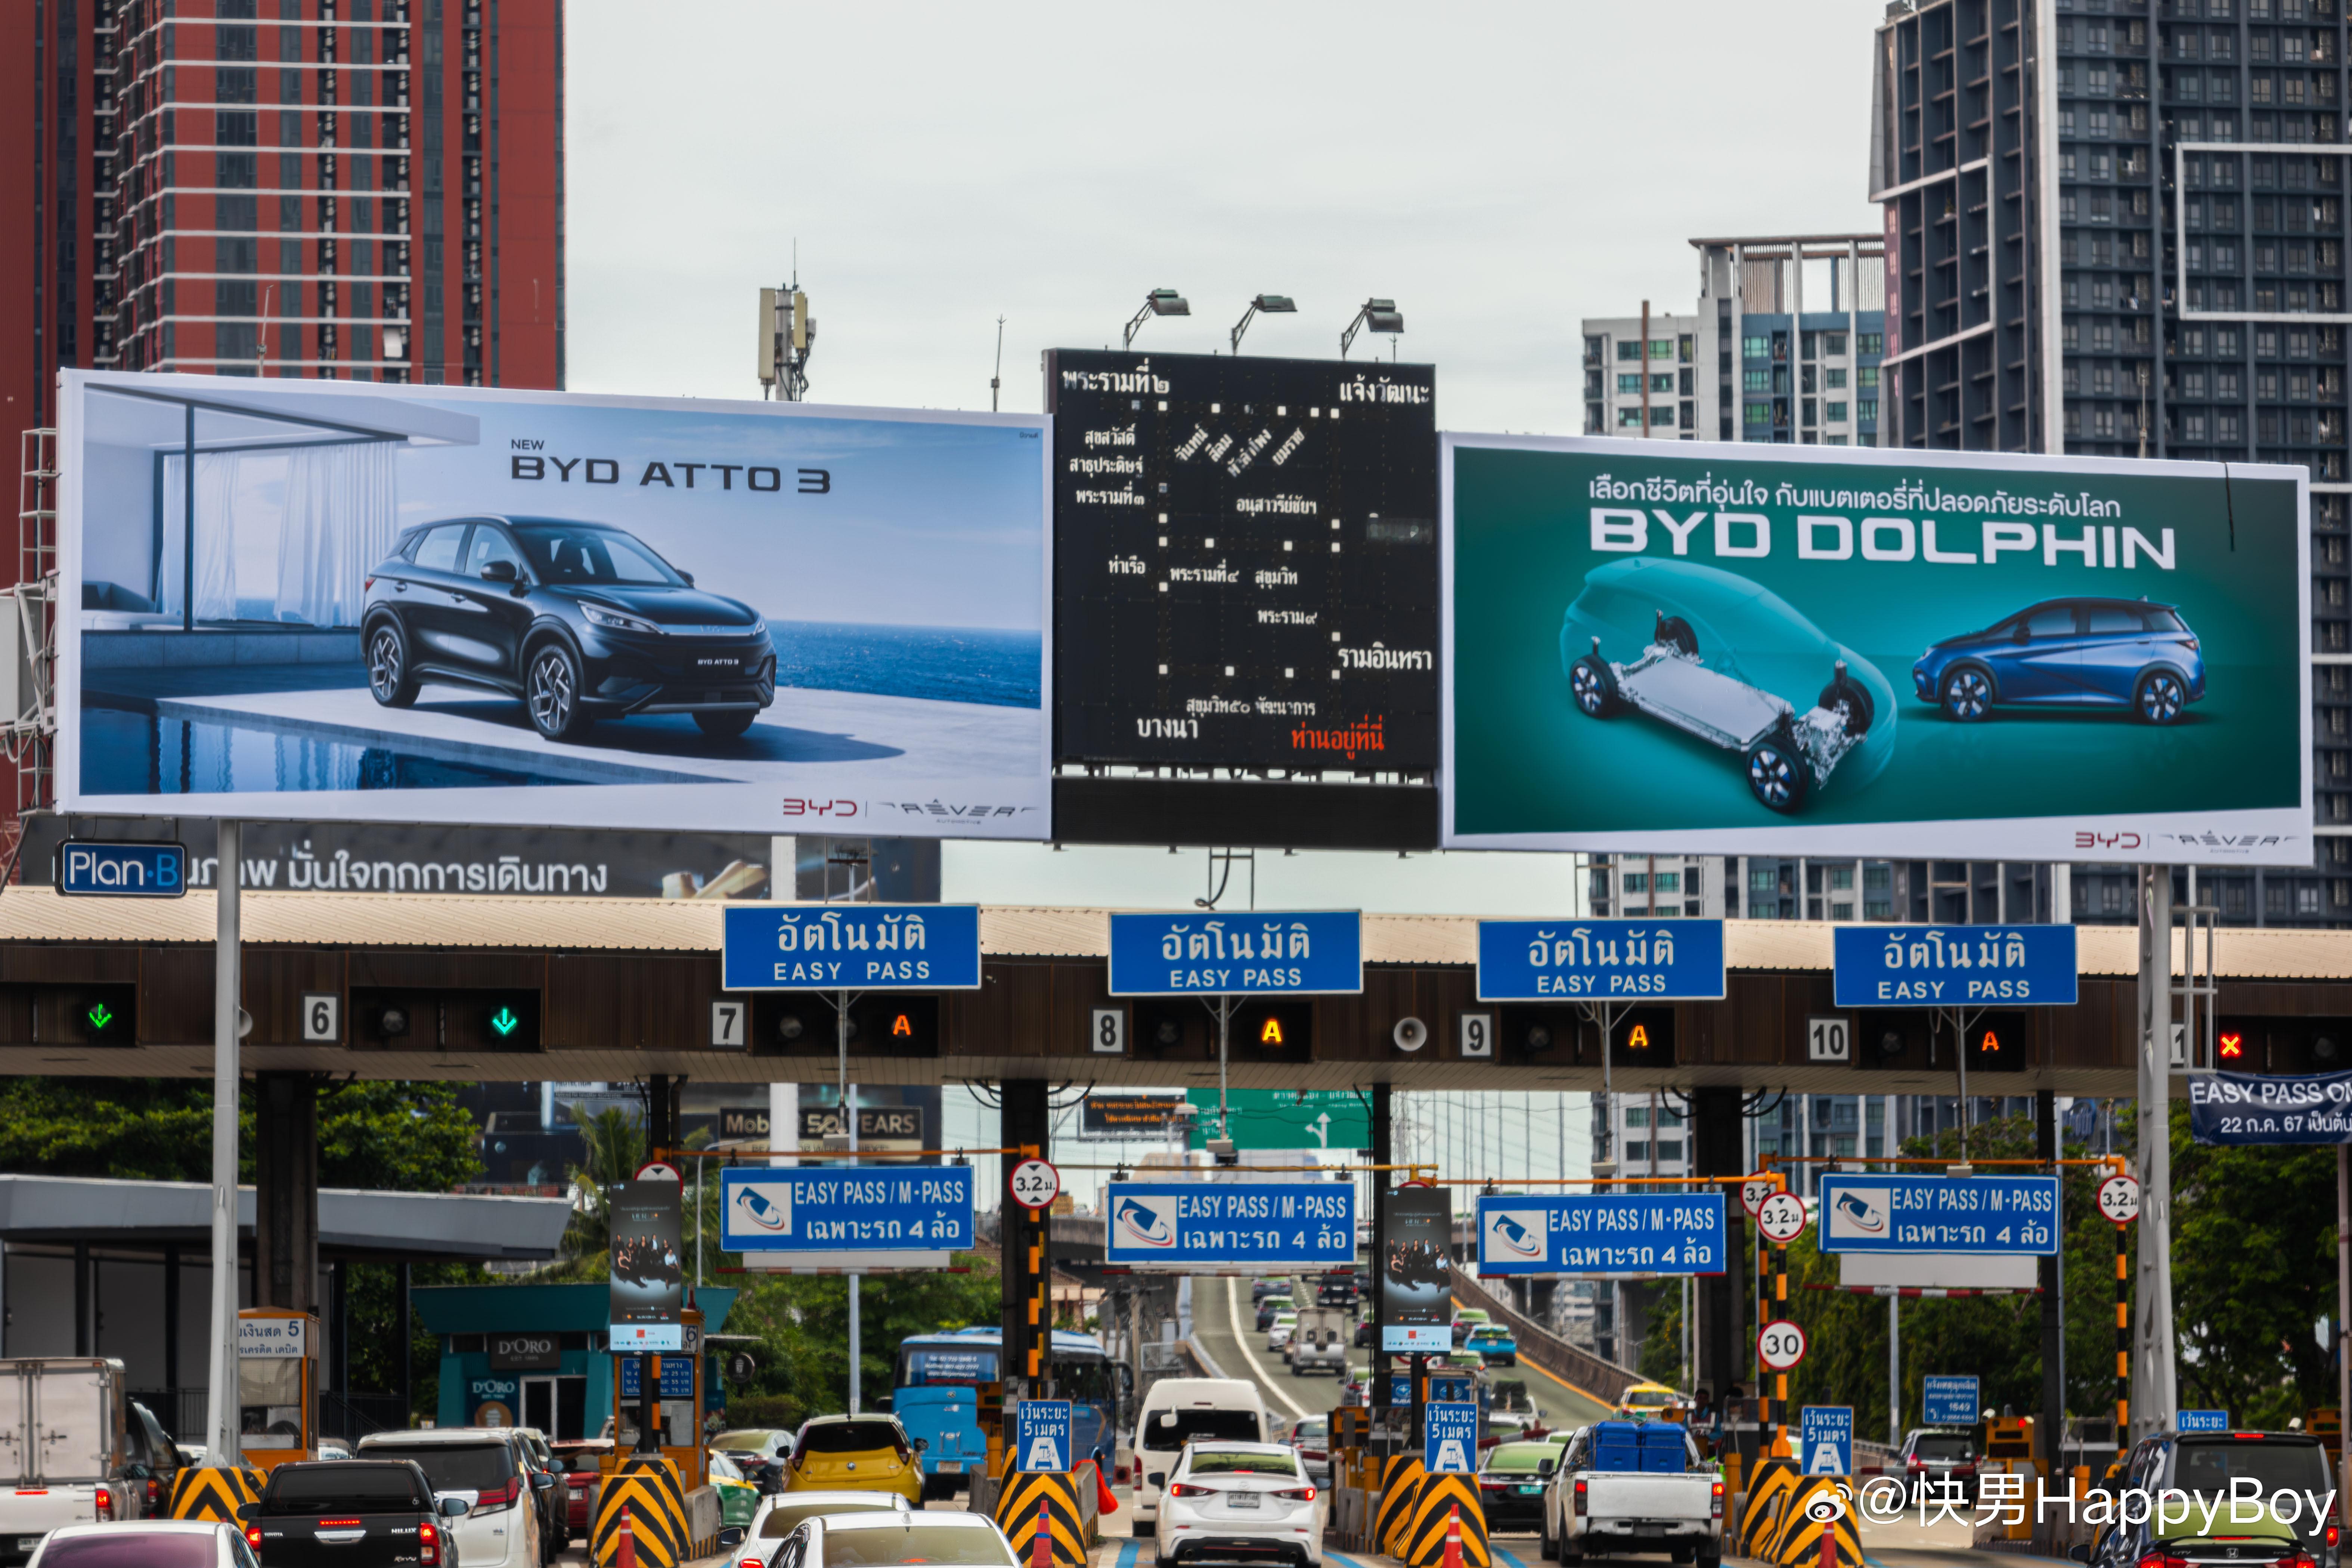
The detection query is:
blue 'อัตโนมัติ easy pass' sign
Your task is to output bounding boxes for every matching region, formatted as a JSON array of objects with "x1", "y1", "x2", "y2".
[
  {"x1": 718, "y1": 1165, "x2": 973, "y2": 1254},
  {"x1": 1106, "y1": 911, "x2": 1363, "y2": 995},
  {"x1": 1832, "y1": 924, "x2": 2077, "y2": 1007},
  {"x1": 1475, "y1": 919, "x2": 1726, "y2": 1001},
  {"x1": 721, "y1": 904, "x2": 983, "y2": 991},
  {"x1": 1475, "y1": 1193, "x2": 1726, "y2": 1275},
  {"x1": 1103, "y1": 1182, "x2": 1356, "y2": 1267}
]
